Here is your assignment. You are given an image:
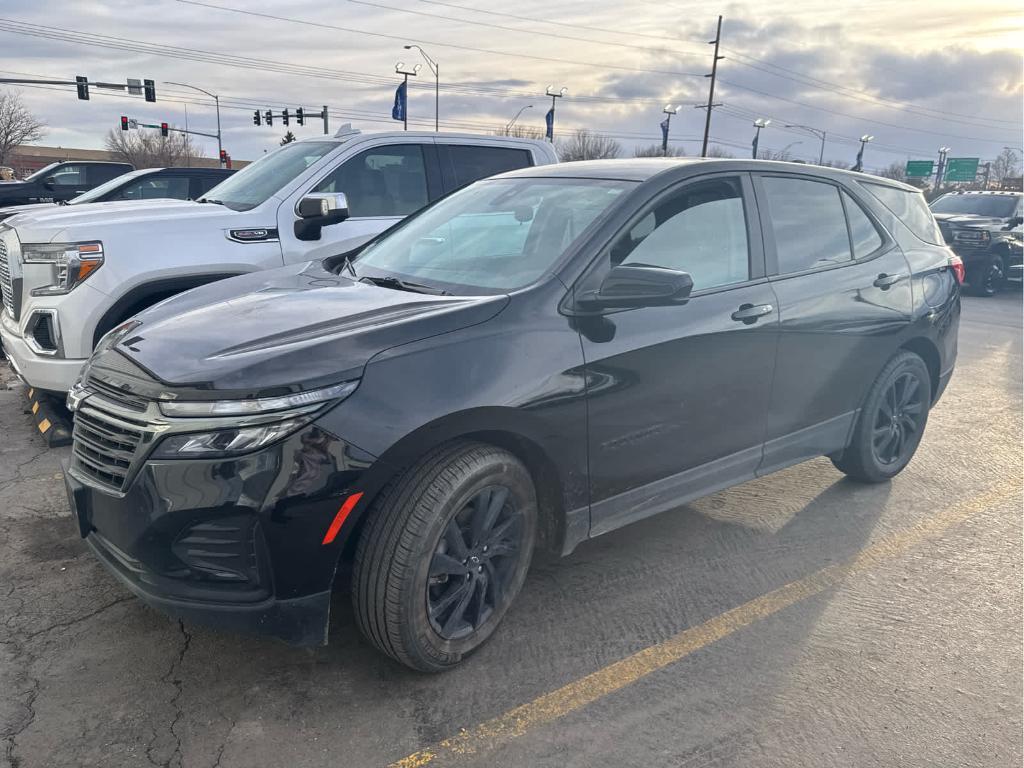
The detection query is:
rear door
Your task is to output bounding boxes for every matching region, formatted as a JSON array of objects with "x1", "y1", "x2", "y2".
[
  {"x1": 577, "y1": 173, "x2": 779, "y2": 536},
  {"x1": 753, "y1": 173, "x2": 913, "y2": 474}
]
